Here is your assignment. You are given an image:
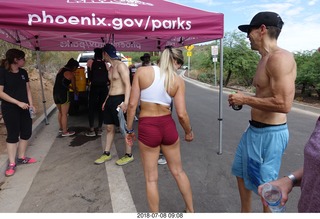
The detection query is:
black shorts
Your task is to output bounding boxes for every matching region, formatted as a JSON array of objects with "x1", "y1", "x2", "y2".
[
  {"x1": 53, "y1": 90, "x2": 70, "y2": 104},
  {"x1": 103, "y1": 94, "x2": 125, "y2": 126}
]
